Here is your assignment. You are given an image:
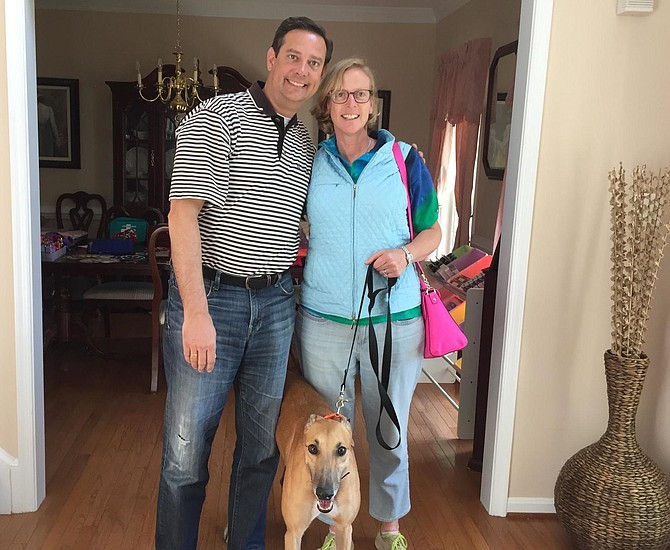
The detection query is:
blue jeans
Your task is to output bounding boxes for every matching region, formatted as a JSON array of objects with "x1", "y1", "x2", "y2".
[
  {"x1": 295, "y1": 306, "x2": 424, "y2": 523},
  {"x1": 155, "y1": 271, "x2": 296, "y2": 550}
]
